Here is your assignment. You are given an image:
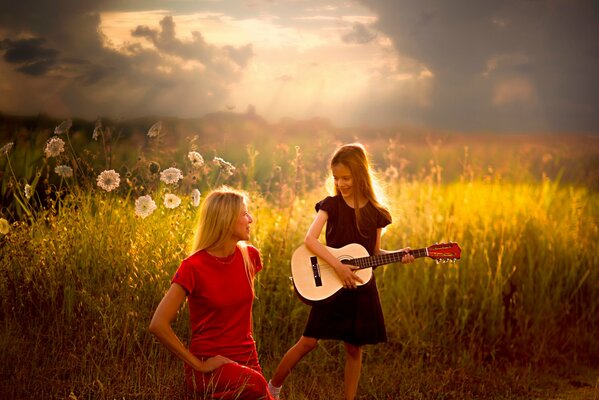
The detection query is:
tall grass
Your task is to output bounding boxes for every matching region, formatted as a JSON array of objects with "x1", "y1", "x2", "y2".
[
  {"x1": 1, "y1": 119, "x2": 598, "y2": 398},
  {"x1": 1, "y1": 174, "x2": 597, "y2": 399}
]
